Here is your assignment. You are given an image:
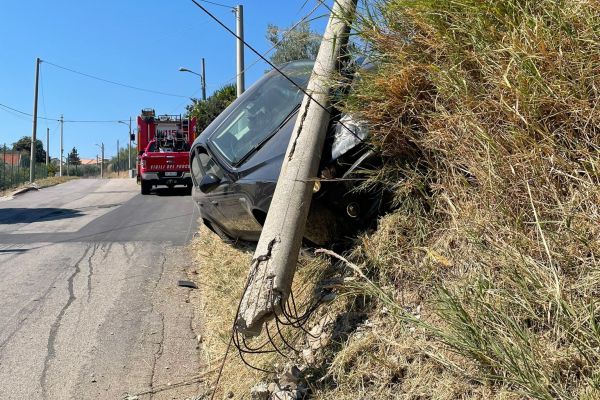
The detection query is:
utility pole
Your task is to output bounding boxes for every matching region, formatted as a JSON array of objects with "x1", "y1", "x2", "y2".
[
  {"x1": 201, "y1": 57, "x2": 207, "y2": 101},
  {"x1": 59, "y1": 115, "x2": 63, "y2": 177},
  {"x1": 46, "y1": 128, "x2": 49, "y2": 166},
  {"x1": 30, "y1": 57, "x2": 41, "y2": 182},
  {"x1": 128, "y1": 117, "x2": 132, "y2": 174},
  {"x1": 96, "y1": 143, "x2": 104, "y2": 179},
  {"x1": 235, "y1": 5, "x2": 245, "y2": 97},
  {"x1": 236, "y1": 0, "x2": 358, "y2": 337},
  {"x1": 117, "y1": 139, "x2": 120, "y2": 177}
]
